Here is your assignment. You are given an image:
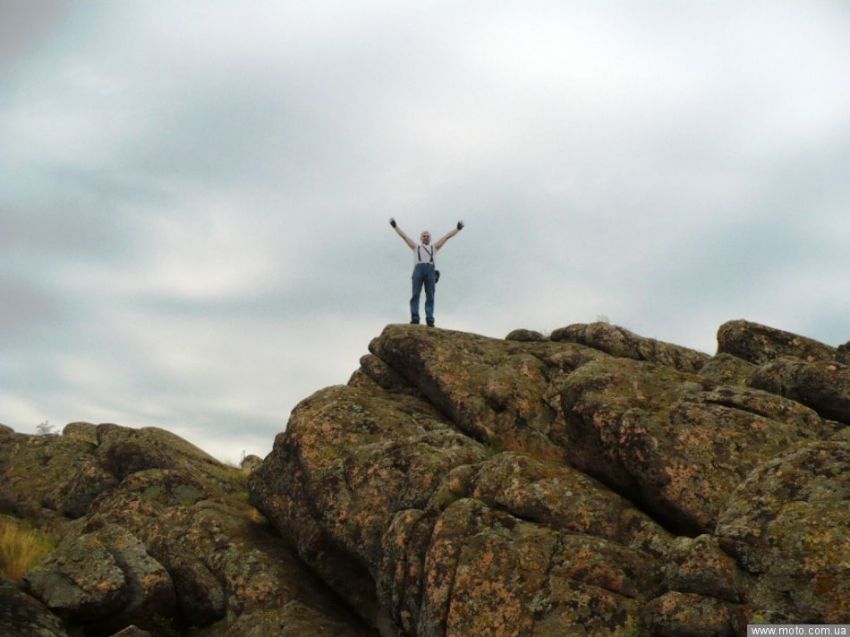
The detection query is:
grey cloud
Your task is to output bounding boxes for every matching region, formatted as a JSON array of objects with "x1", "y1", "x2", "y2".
[
  {"x1": 2, "y1": 1, "x2": 850, "y2": 460},
  {"x1": 0, "y1": 274, "x2": 57, "y2": 336},
  {"x1": 0, "y1": 1, "x2": 72, "y2": 70}
]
